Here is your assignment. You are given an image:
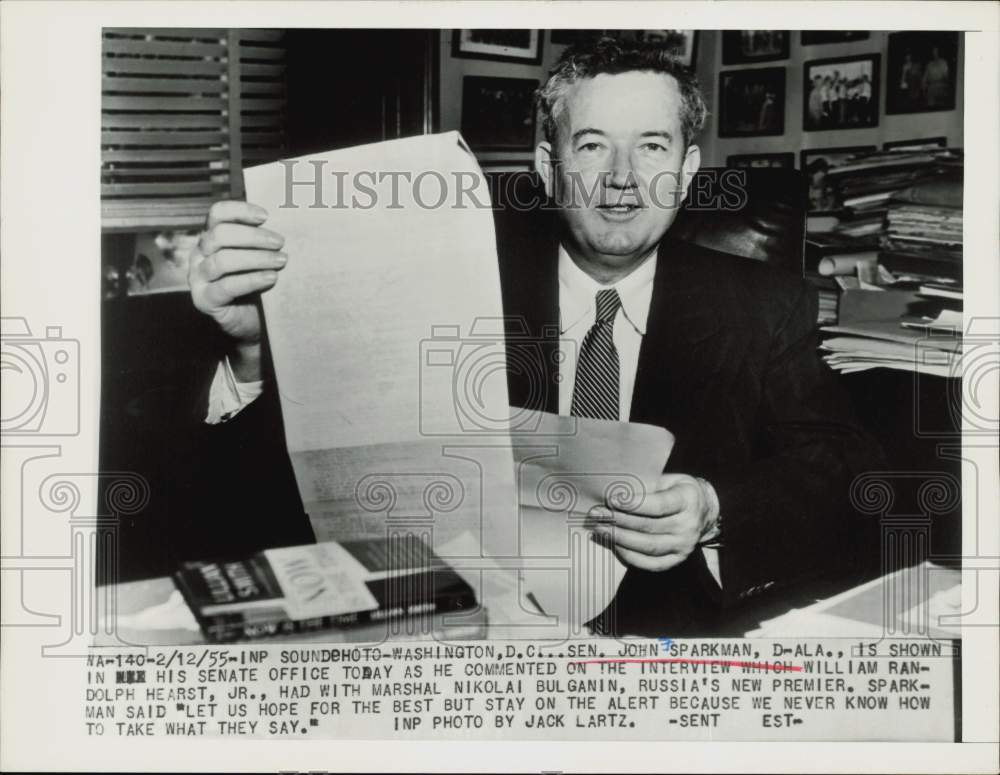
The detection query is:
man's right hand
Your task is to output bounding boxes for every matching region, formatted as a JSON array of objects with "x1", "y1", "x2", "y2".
[{"x1": 189, "y1": 200, "x2": 288, "y2": 382}]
